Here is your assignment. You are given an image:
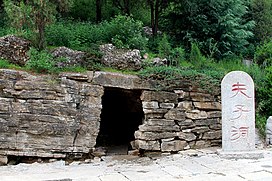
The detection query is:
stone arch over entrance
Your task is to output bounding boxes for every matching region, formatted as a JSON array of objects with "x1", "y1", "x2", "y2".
[{"x1": 96, "y1": 87, "x2": 144, "y2": 154}]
